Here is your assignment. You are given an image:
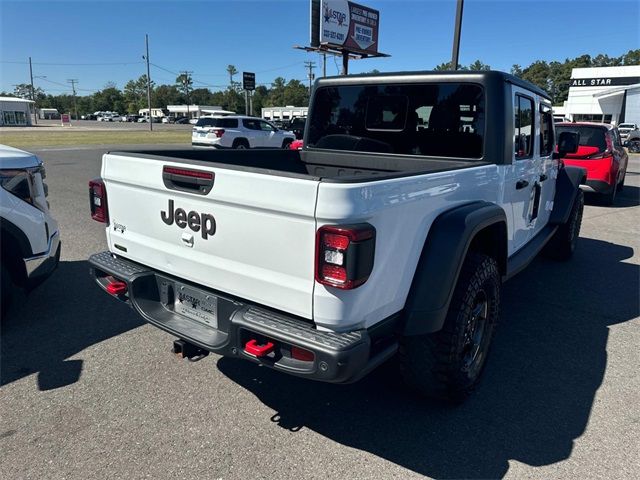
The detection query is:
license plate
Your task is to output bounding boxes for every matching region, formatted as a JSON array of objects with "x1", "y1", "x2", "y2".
[
  {"x1": 174, "y1": 284, "x2": 218, "y2": 328},
  {"x1": 199, "y1": 132, "x2": 207, "y2": 137}
]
